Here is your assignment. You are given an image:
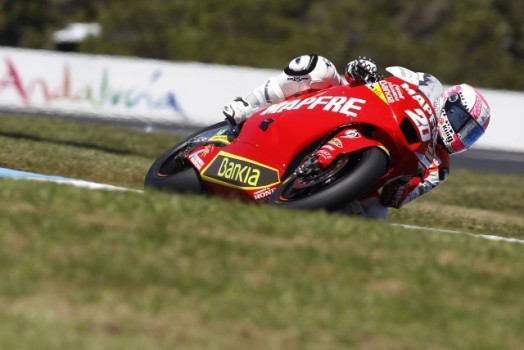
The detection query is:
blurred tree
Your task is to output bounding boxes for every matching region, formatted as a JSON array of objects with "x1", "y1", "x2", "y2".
[
  {"x1": 0, "y1": 0, "x2": 522, "y2": 89},
  {"x1": 0, "y1": 0, "x2": 100, "y2": 49},
  {"x1": 0, "y1": 0, "x2": 49, "y2": 47}
]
